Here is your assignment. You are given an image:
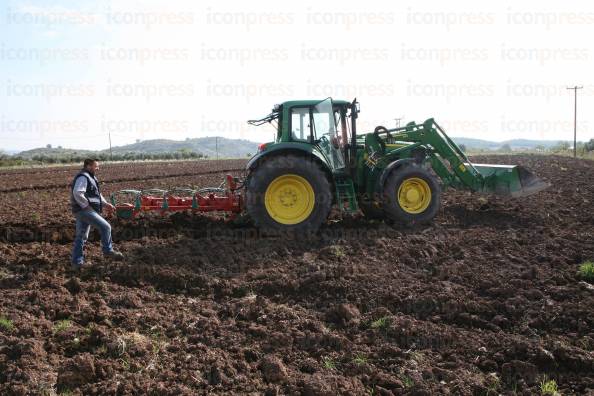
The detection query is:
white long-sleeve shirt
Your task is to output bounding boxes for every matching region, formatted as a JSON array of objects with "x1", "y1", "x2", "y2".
[{"x1": 72, "y1": 174, "x2": 109, "y2": 210}]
